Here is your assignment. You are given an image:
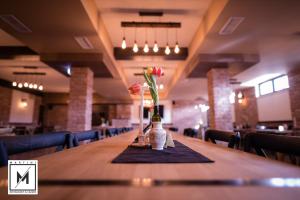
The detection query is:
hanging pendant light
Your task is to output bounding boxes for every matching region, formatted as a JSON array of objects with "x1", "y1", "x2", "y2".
[
  {"x1": 38, "y1": 85, "x2": 43, "y2": 91},
  {"x1": 133, "y1": 40, "x2": 138, "y2": 53},
  {"x1": 165, "y1": 28, "x2": 170, "y2": 55},
  {"x1": 121, "y1": 37, "x2": 126, "y2": 49},
  {"x1": 121, "y1": 28, "x2": 126, "y2": 49},
  {"x1": 133, "y1": 27, "x2": 138, "y2": 53},
  {"x1": 12, "y1": 81, "x2": 17, "y2": 87},
  {"x1": 24, "y1": 81, "x2": 29, "y2": 87},
  {"x1": 143, "y1": 41, "x2": 149, "y2": 53},
  {"x1": 18, "y1": 82, "x2": 23, "y2": 88},
  {"x1": 165, "y1": 43, "x2": 171, "y2": 55},
  {"x1": 174, "y1": 42, "x2": 180, "y2": 54},
  {"x1": 153, "y1": 41, "x2": 159, "y2": 53},
  {"x1": 153, "y1": 28, "x2": 159, "y2": 52},
  {"x1": 143, "y1": 28, "x2": 149, "y2": 53},
  {"x1": 174, "y1": 29, "x2": 180, "y2": 54}
]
